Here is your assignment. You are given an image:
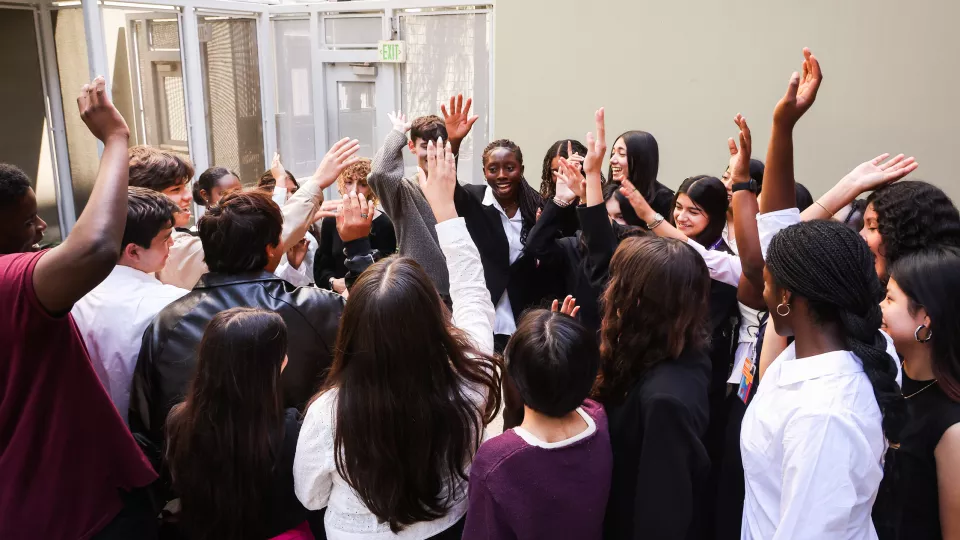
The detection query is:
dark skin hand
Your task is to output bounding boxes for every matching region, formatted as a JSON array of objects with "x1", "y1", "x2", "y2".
[{"x1": 32, "y1": 76, "x2": 131, "y2": 314}]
